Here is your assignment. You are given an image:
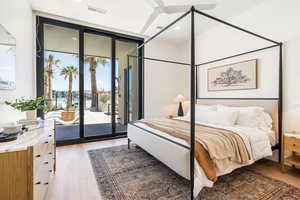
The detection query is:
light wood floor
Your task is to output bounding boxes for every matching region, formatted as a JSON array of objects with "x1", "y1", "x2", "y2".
[{"x1": 45, "y1": 138, "x2": 300, "y2": 200}]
